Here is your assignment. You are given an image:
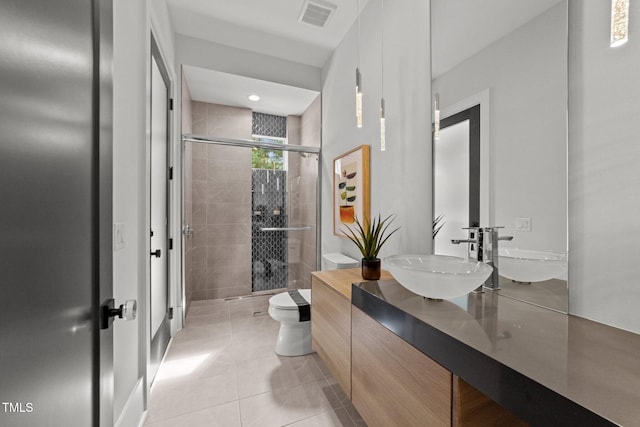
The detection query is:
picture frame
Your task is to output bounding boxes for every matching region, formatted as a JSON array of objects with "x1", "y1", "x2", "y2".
[{"x1": 333, "y1": 145, "x2": 370, "y2": 237}]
